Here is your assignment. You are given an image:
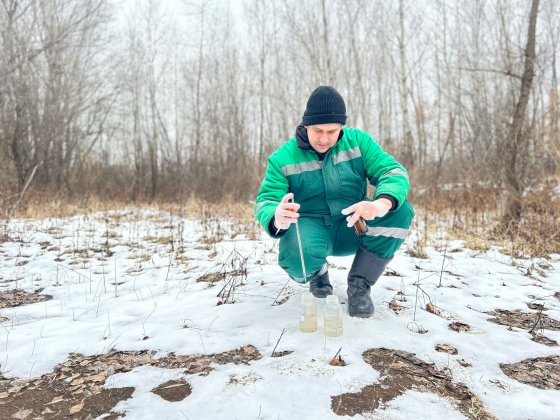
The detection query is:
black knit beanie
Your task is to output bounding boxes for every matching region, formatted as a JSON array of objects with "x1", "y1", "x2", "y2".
[{"x1": 302, "y1": 86, "x2": 347, "y2": 126}]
